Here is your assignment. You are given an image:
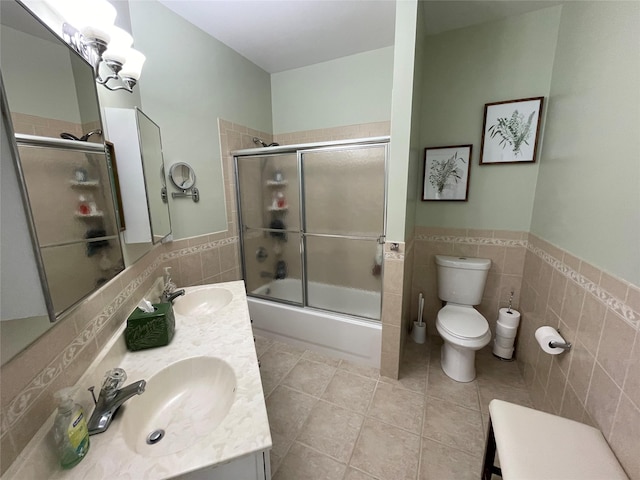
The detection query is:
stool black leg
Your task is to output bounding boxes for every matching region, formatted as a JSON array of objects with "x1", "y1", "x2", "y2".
[{"x1": 482, "y1": 420, "x2": 502, "y2": 479}]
